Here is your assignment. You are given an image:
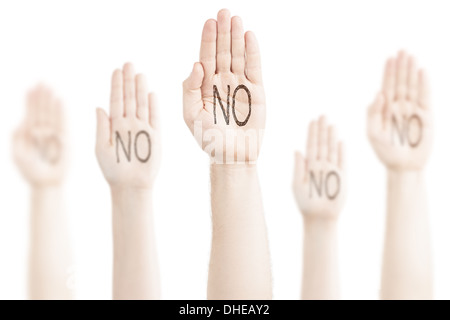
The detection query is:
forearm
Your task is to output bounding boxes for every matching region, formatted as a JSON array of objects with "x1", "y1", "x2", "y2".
[
  {"x1": 111, "y1": 187, "x2": 160, "y2": 300},
  {"x1": 208, "y1": 164, "x2": 272, "y2": 300},
  {"x1": 381, "y1": 170, "x2": 432, "y2": 299},
  {"x1": 301, "y1": 217, "x2": 339, "y2": 300},
  {"x1": 29, "y1": 186, "x2": 72, "y2": 300}
]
